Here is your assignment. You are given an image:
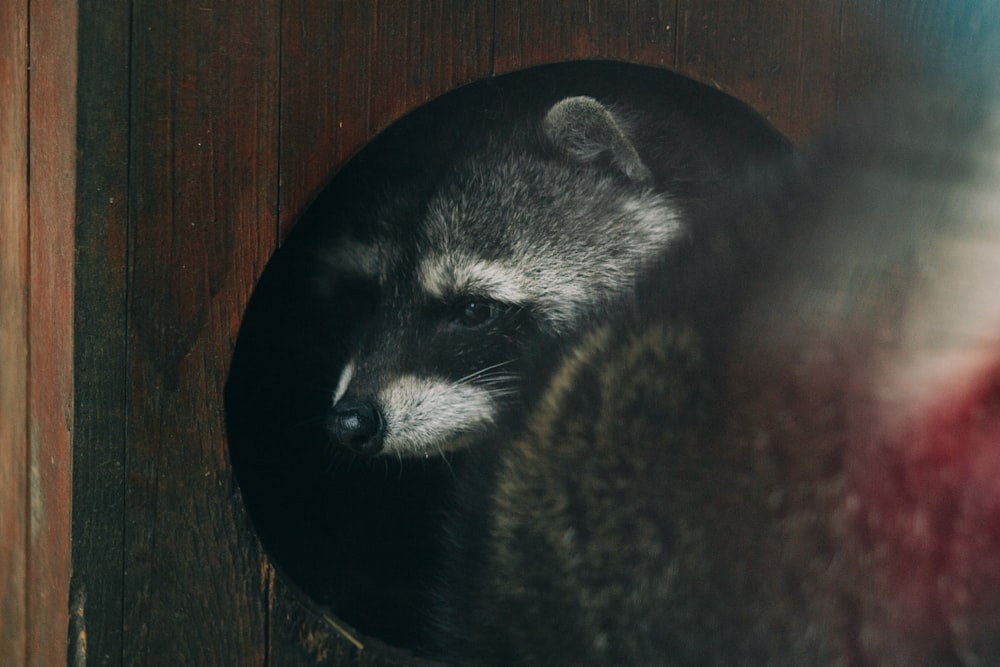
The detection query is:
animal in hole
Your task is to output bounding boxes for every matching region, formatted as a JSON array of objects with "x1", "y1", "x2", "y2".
[
  {"x1": 431, "y1": 83, "x2": 1000, "y2": 666},
  {"x1": 224, "y1": 62, "x2": 789, "y2": 649},
  {"x1": 313, "y1": 66, "x2": 789, "y2": 459}
]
